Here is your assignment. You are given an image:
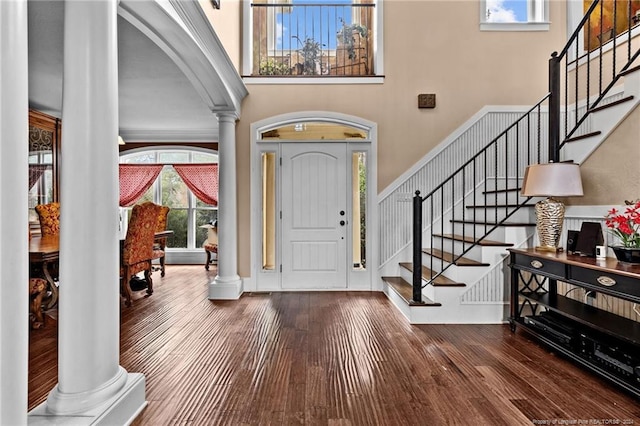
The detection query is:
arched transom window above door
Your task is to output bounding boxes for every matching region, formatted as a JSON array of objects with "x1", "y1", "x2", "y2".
[{"x1": 259, "y1": 121, "x2": 369, "y2": 141}]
